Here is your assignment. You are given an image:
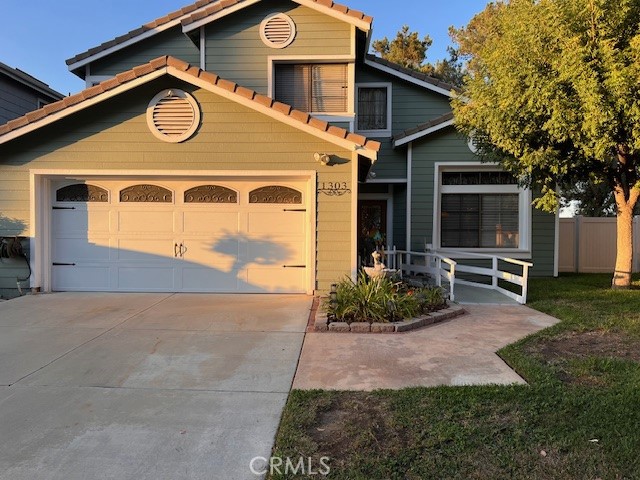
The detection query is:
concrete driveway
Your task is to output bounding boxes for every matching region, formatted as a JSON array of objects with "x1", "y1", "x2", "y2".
[{"x1": 0, "y1": 293, "x2": 312, "y2": 480}]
